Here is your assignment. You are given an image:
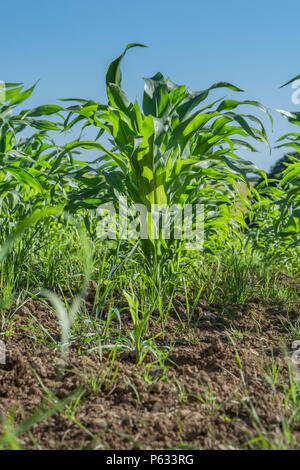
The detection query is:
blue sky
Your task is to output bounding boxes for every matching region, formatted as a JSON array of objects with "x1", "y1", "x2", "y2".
[{"x1": 1, "y1": 0, "x2": 300, "y2": 171}]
